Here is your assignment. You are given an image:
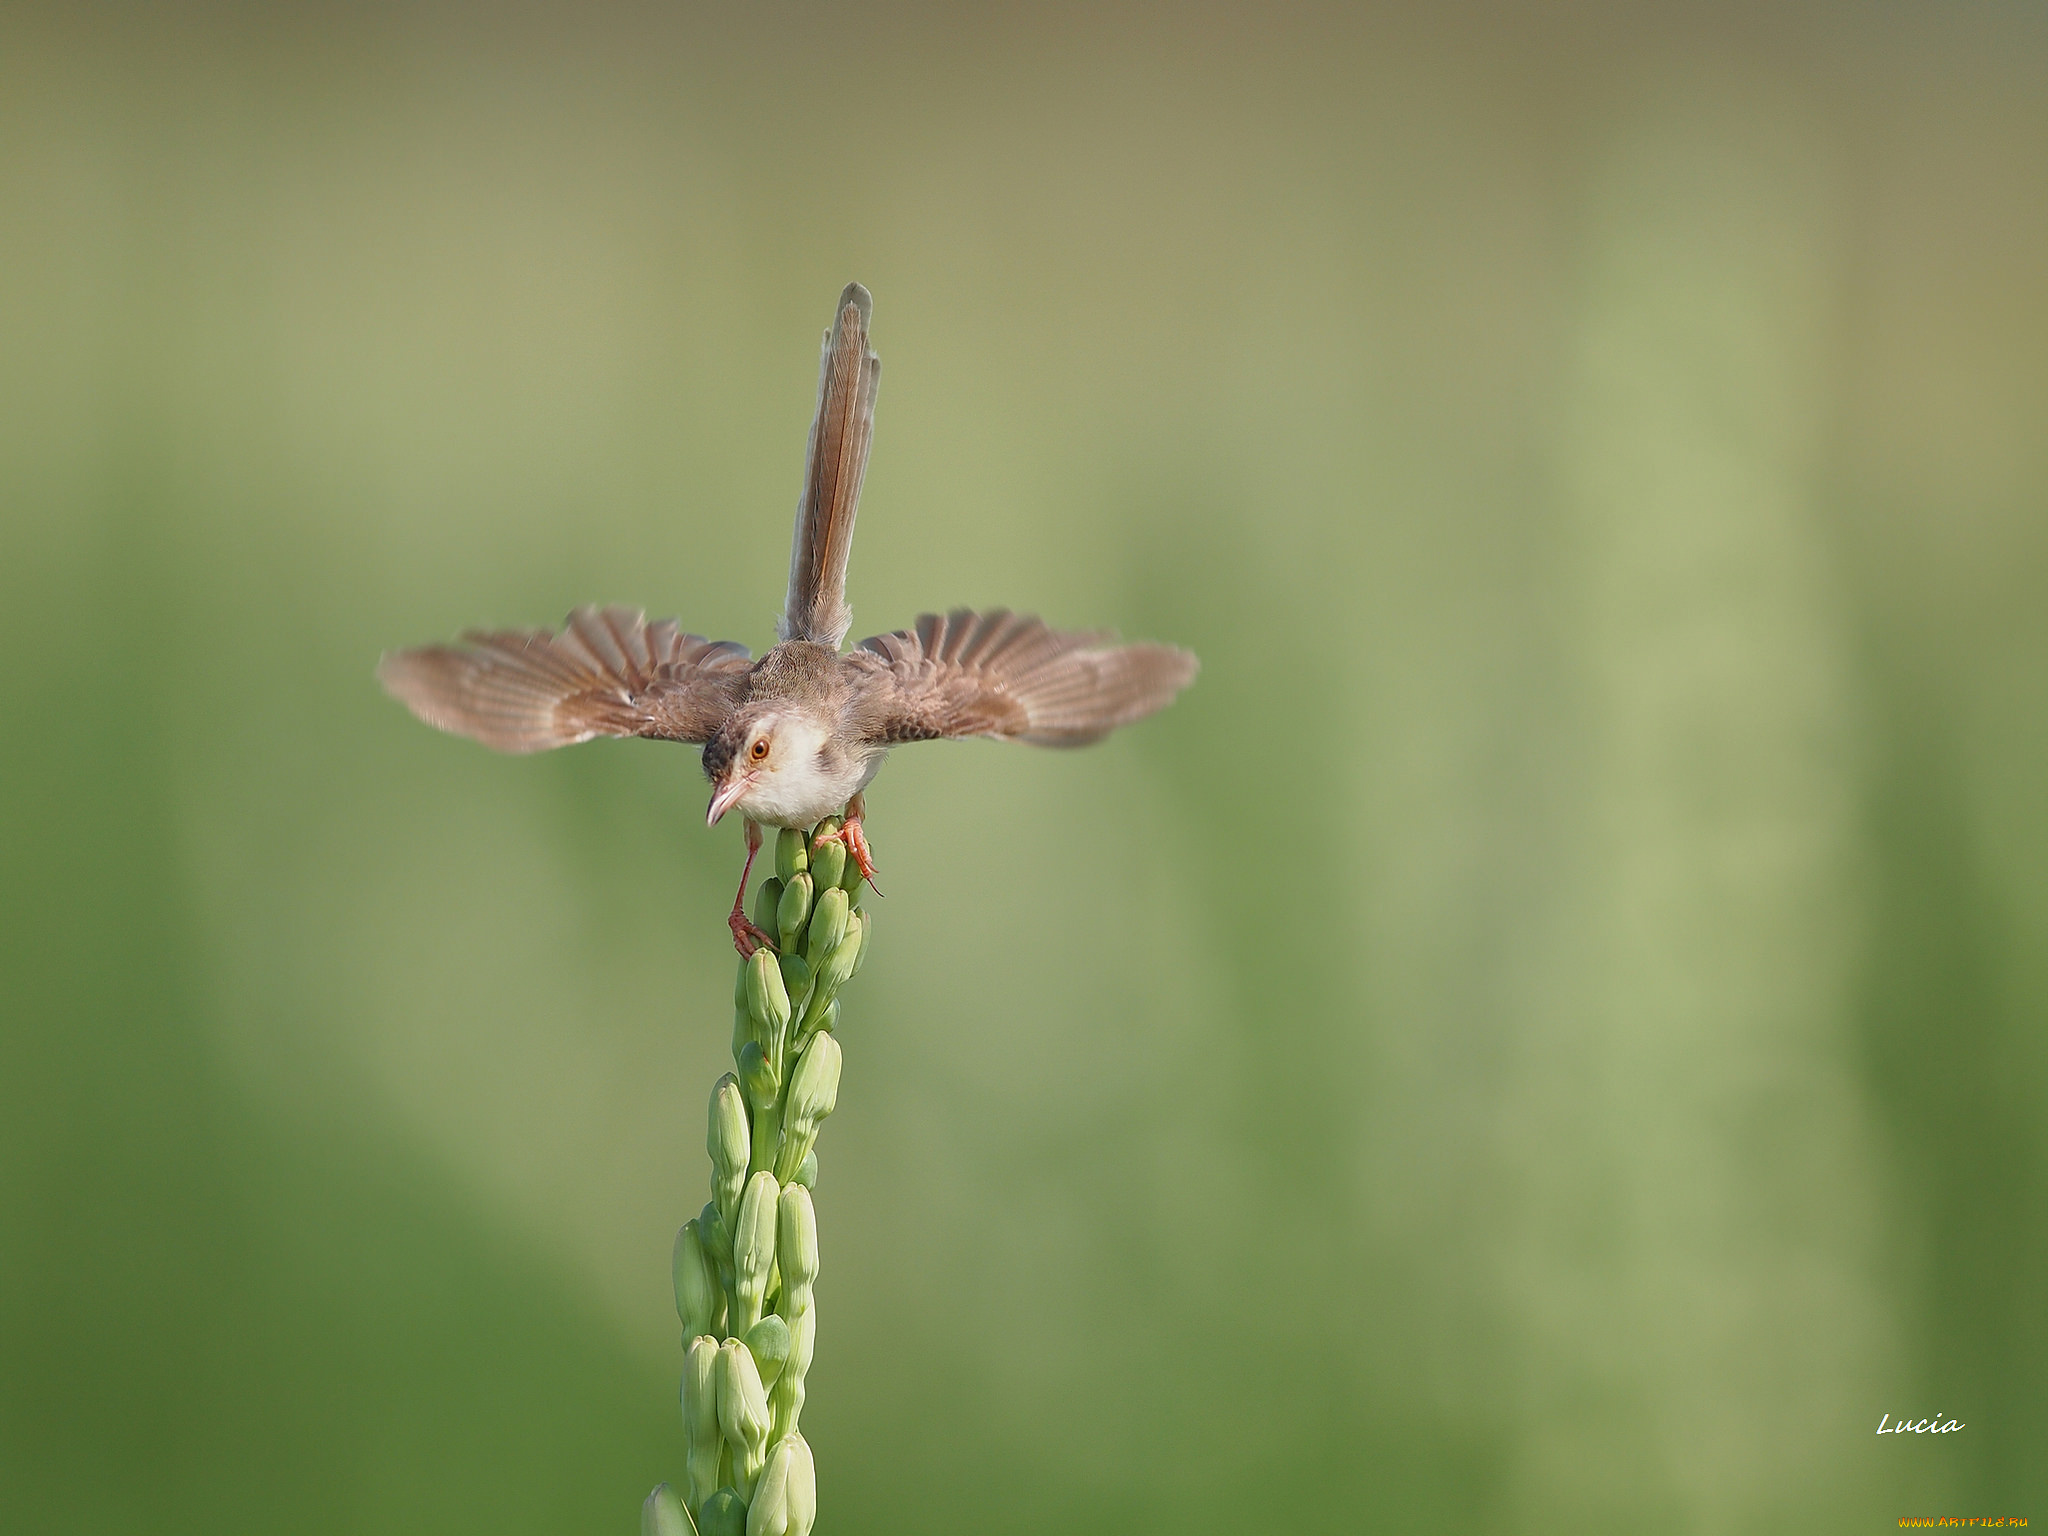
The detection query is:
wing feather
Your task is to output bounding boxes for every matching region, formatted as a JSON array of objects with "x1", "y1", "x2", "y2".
[
  {"x1": 379, "y1": 605, "x2": 751, "y2": 752},
  {"x1": 848, "y1": 609, "x2": 1198, "y2": 747}
]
